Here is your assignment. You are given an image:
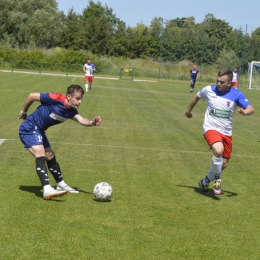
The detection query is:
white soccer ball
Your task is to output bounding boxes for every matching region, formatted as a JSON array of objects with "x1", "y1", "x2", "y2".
[{"x1": 93, "y1": 182, "x2": 113, "y2": 201}]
